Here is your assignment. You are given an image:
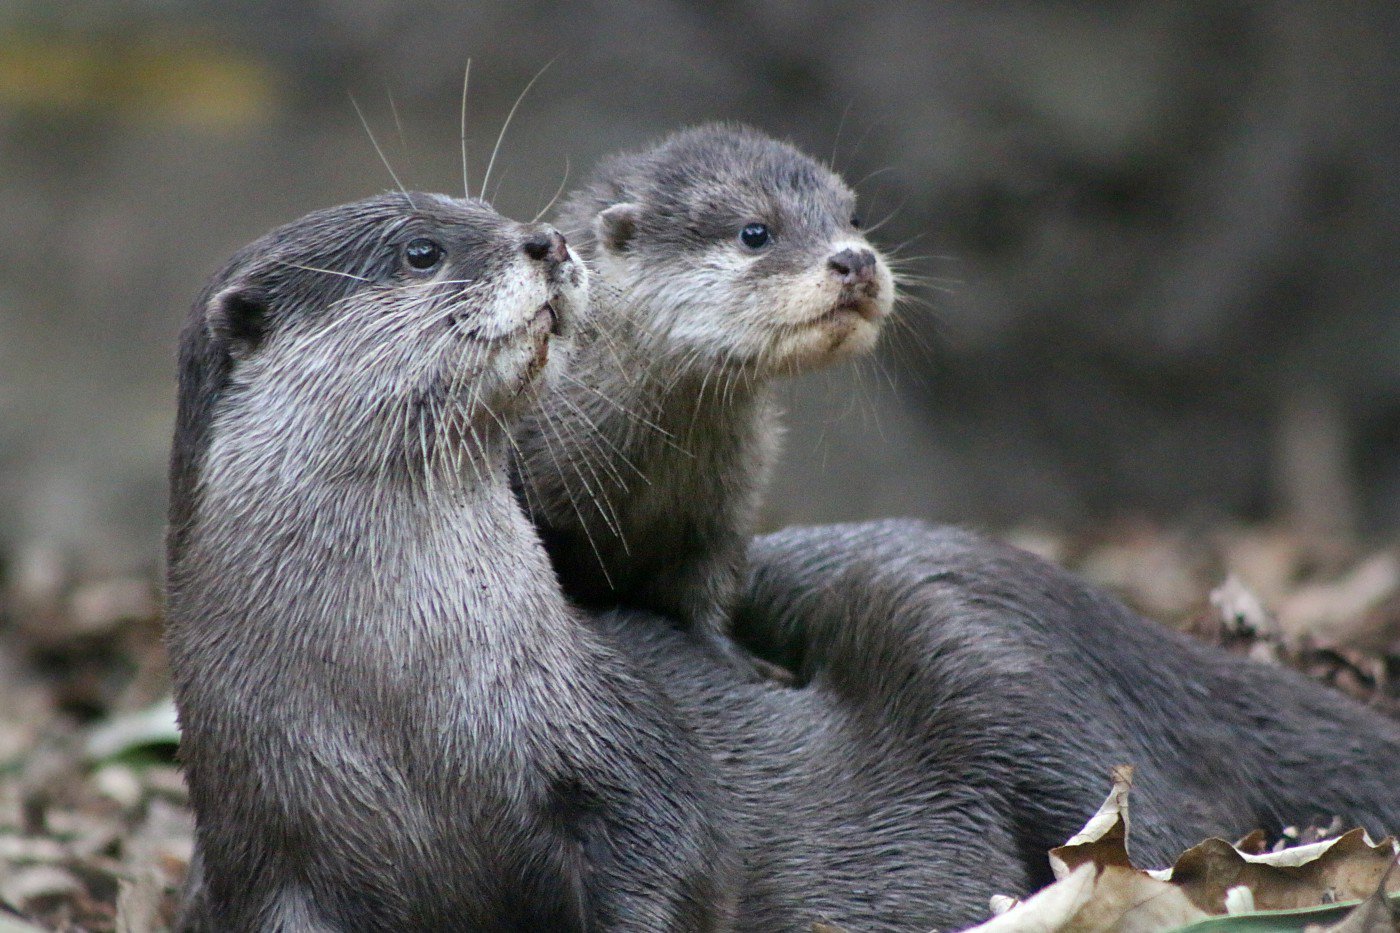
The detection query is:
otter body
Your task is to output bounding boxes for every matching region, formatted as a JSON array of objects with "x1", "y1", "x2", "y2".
[
  {"x1": 165, "y1": 193, "x2": 734, "y2": 931},
  {"x1": 735, "y1": 520, "x2": 1400, "y2": 877},
  {"x1": 512, "y1": 124, "x2": 892, "y2": 674}
]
